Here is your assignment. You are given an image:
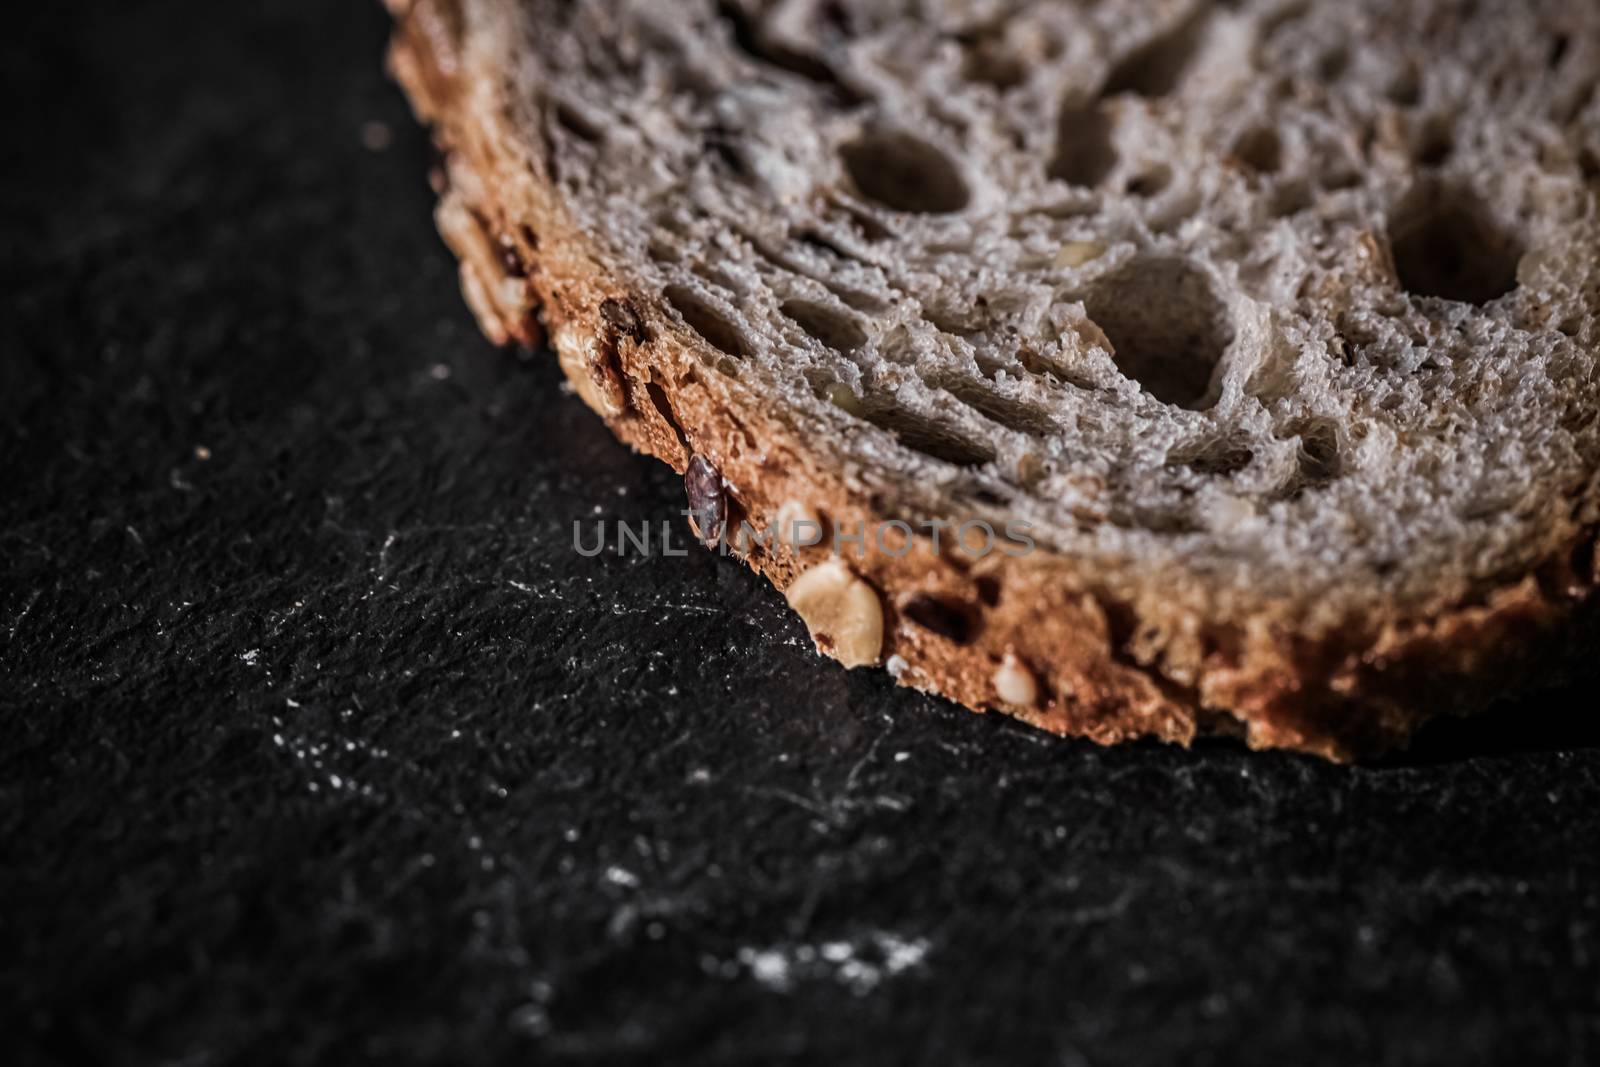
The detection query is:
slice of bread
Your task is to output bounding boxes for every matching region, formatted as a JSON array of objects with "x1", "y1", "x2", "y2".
[{"x1": 384, "y1": 0, "x2": 1600, "y2": 759}]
